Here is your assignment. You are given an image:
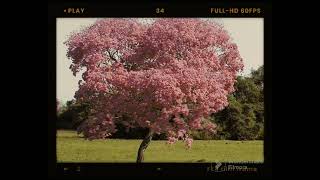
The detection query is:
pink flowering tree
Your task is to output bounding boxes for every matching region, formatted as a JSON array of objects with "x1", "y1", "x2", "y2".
[{"x1": 65, "y1": 18, "x2": 243, "y2": 163}]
